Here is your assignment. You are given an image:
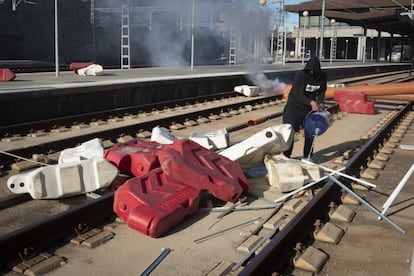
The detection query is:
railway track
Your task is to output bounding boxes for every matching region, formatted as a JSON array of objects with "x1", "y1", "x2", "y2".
[
  {"x1": 0, "y1": 92, "x2": 284, "y2": 169},
  {"x1": 241, "y1": 101, "x2": 414, "y2": 275},
  {"x1": 330, "y1": 69, "x2": 414, "y2": 86},
  {"x1": 1, "y1": 69, "x2": 412, "y2": 168},
  {"x1": 0, "y1": 72, "x2": 413, "y2": 275}
]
